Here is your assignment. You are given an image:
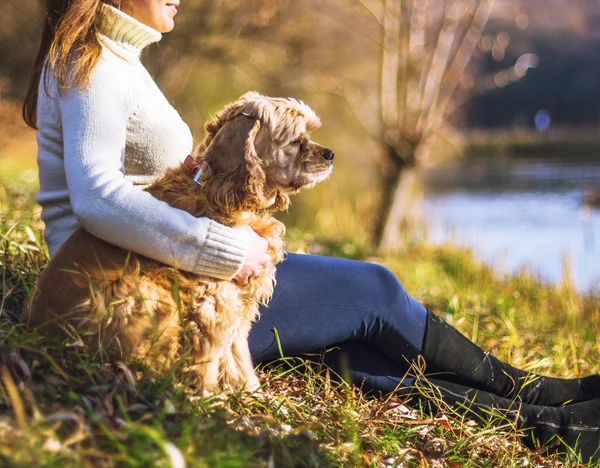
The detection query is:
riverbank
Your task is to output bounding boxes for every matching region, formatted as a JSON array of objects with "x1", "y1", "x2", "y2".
[
  {"x1": 1, "y1": 167, "x2": 599, "y2": 466},
  {"x1": 462, "y1": 127, "x2": 600, "y2": 159}
]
